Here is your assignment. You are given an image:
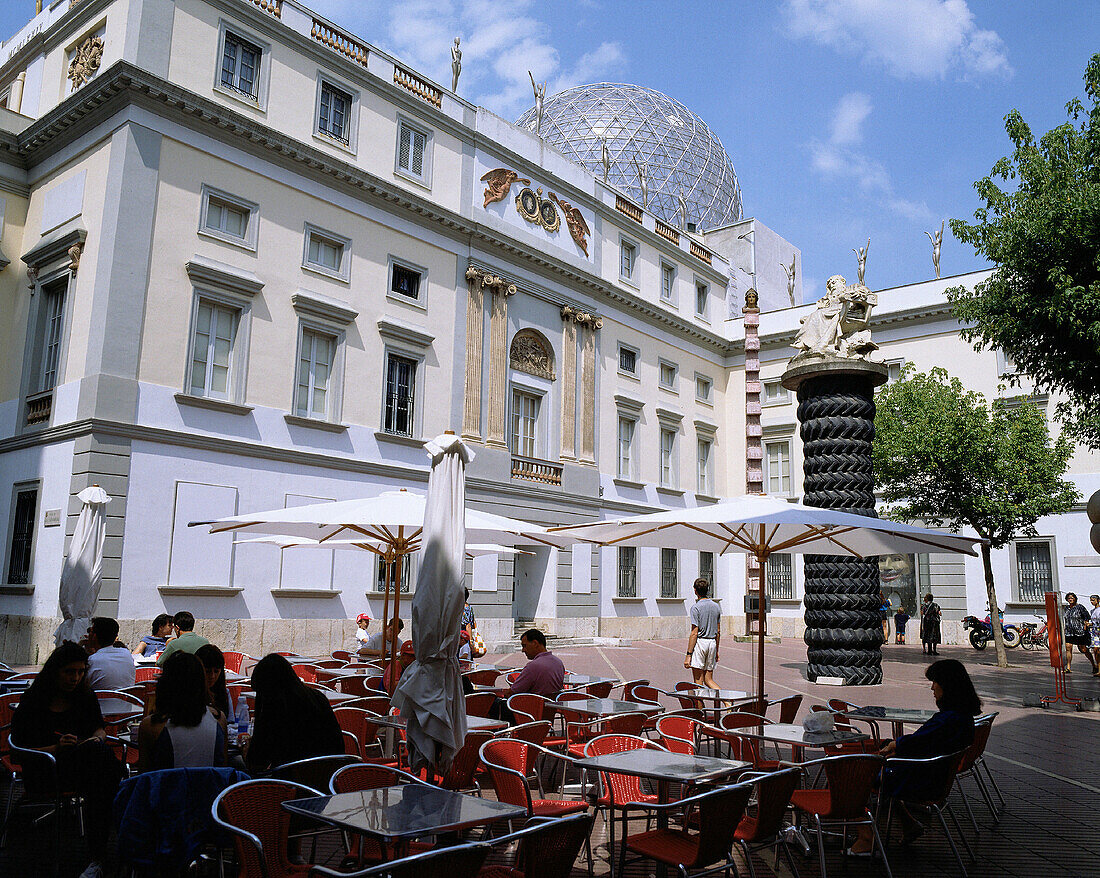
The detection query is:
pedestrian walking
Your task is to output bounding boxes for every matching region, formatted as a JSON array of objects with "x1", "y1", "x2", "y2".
[
  {"x1": 1063, "y1": 592, "x2": 1098, "y2": 675},
  {"x1": 920, "y1": 593, "x2": 941, "y2": 655},
  {"x1": 1089, "y1": 594, "x2": 1100, "y2": 677},
  {"x1": 894, "y1": 606, "x2": 910, "y2": 644},
  {"x1": 685, "y1": 577, "x2": 721, "y2": 690}
]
